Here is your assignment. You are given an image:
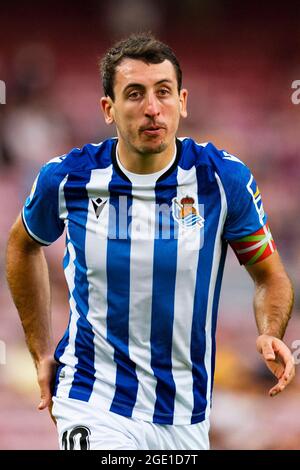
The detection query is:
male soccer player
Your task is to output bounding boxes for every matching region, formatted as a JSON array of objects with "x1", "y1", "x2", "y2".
[{"x1": 6, "y1": 33, "x2": 295, "y2": 450}]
